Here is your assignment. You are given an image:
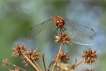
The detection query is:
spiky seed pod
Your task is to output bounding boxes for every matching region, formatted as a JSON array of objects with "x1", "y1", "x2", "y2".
[
  {"x1": 25, "y1": 49, "x2": 40, "y2": 61},
  {"x1": 23, "y1": 49, "x2": 40, "y2": 66},
  {"x1": 55, "y1": 33, "x2": 71, "y2": 45},
  {"x1": 3, "y1": 59, "x2": 8, "y2": 67},
  {"x1": 54, "y1": 50, "x2": 70, "y2": 62},
  {"x1": 82, "y1": 48, "x2": 97, "y2": 64},
  {"x1": 12, "y1": 43, "x2": 27, "y2": 57}
]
